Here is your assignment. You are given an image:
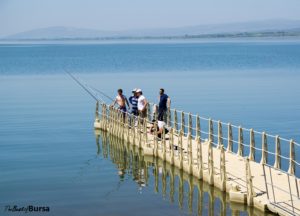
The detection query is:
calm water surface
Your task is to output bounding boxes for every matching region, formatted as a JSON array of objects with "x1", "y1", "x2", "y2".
[{"x1": 0, "y1": 41, "x2": 300, "y2": 215}]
